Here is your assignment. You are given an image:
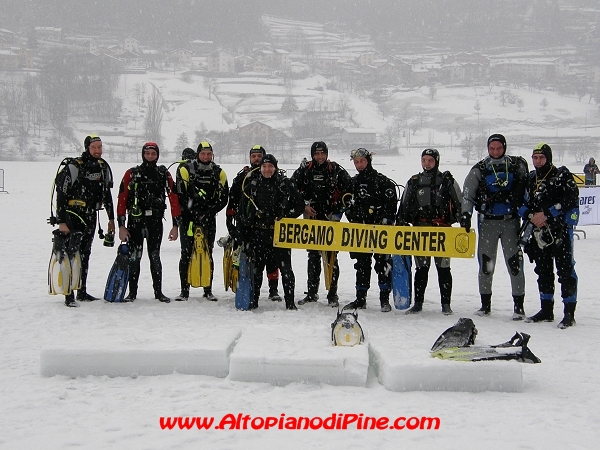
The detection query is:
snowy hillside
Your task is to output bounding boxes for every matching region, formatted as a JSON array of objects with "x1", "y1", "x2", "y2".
[{"x1": 33, "y1": 68, "x2": 598, "y2": 168}]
